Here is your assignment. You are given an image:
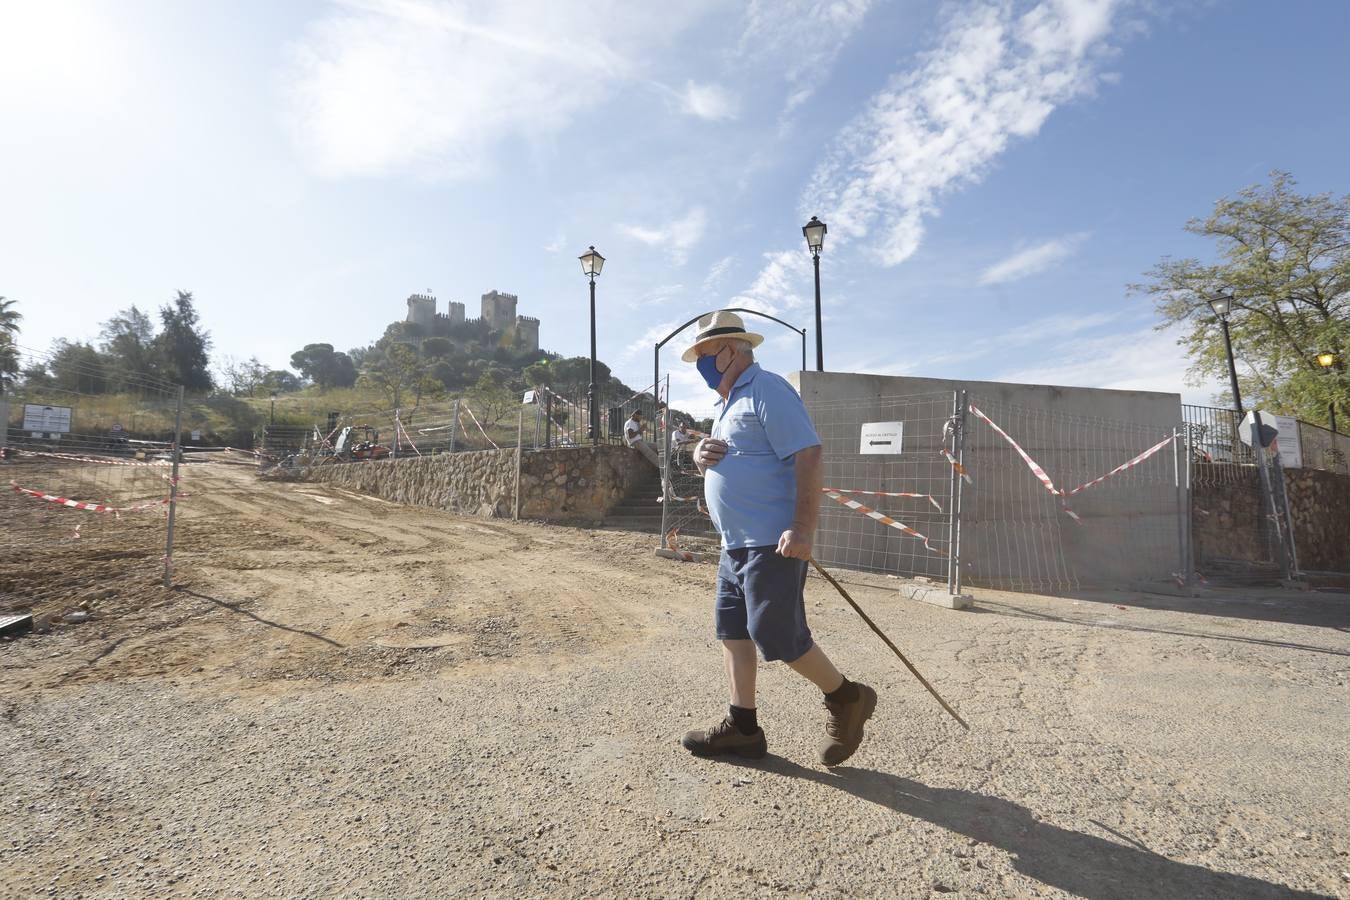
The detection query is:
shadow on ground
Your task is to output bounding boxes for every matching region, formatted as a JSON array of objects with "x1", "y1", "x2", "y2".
[{"x1": 722, "y1": 756, "x2": 1326, "y2": 899}]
